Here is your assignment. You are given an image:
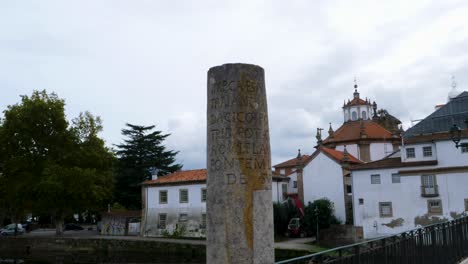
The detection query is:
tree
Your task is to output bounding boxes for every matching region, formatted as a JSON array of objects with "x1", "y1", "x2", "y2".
[
  {"x1": 0, "y1": 91, "x2": 69, "y2": 229},
  {"x1": 303, "y1": 198, "x2": 341, "y2": 236},
  {"x1": 0, "y1": 90, "x2": 115, "y2": 235},
  {"x1": 114, "y1": 123, "x2": 182, "y2": 209}
]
